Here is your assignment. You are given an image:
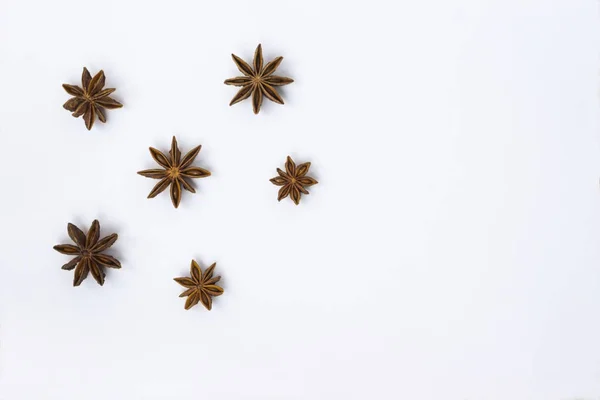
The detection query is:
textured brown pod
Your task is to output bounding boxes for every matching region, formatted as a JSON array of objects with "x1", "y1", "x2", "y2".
[
  {"x1": 270, "y1": 156, "x2": 318, "y2": 205},
  {"x1": 224, "y1": 44, "x2": 294, "y2": 114},
  {"x1": 53, "y1": 220, "x2": 121, "y2": 286},
  {"x1": 62, "y1": 67, "x2": 123, "y2": 130},
  {"x1": 138, "y1": 136, "x2": 211, "y2": 208},
  {"x1": 174, "y1": 260, "x2": 224, "y2": 311}
]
